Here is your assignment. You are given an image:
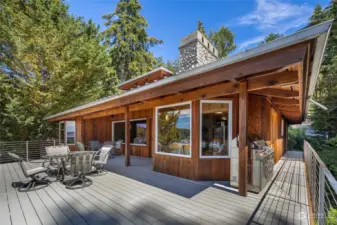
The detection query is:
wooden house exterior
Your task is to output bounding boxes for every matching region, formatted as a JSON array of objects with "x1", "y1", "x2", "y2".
[{"x1": 46, "y1": 21, "x2": 332, "y2": 196}]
